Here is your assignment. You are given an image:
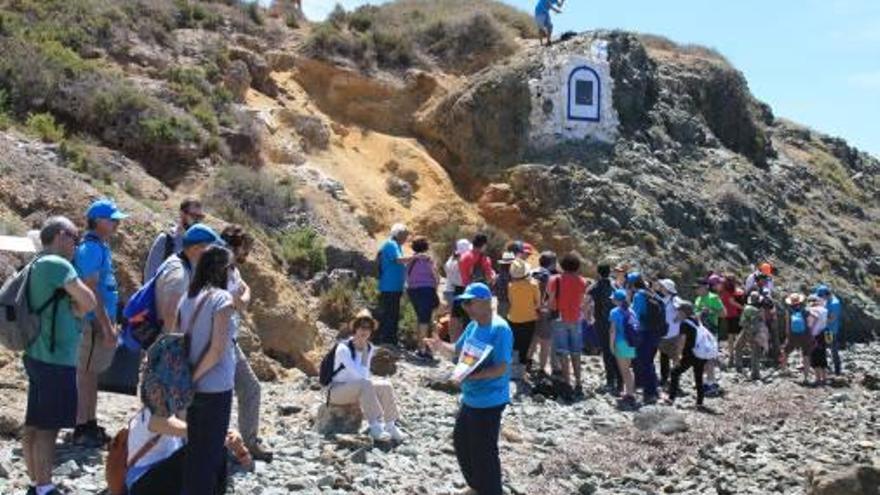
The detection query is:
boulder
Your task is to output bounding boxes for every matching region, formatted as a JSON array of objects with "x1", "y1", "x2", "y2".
[
  {"x1": 632, "y1": 406, "x2": 689, "y2": 435},
  {"x1": 370, "y1": 347, "x2": 399, "y2": 377},
  {"x1": 808, "y1": 465, "x2": 880, "y2": 495},
  {"x1": 422, "y1": 375, "x2": 461, "y2": 395},
  {"x1": 0, "y1": 408, "x2": 21, "y2": 439},
  {"x1": 314, "y1": 403, "x2": 363, "y2": 436},
  {"x1": 228, "y1": 46, "x2": 278, "y2": 97}
]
